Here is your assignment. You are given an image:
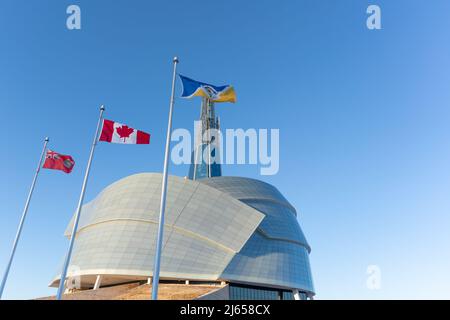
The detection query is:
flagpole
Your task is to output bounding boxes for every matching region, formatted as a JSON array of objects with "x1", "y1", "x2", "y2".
[
  {"x1": 0, "y1": 137, "x2": 49, "y2": 299},
  {"x1": 56, "y1": 105, "x2": 105, "y2": 300},
  {"x1": 151, "y1": 56, "x2": 178, "y2": 300}
]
